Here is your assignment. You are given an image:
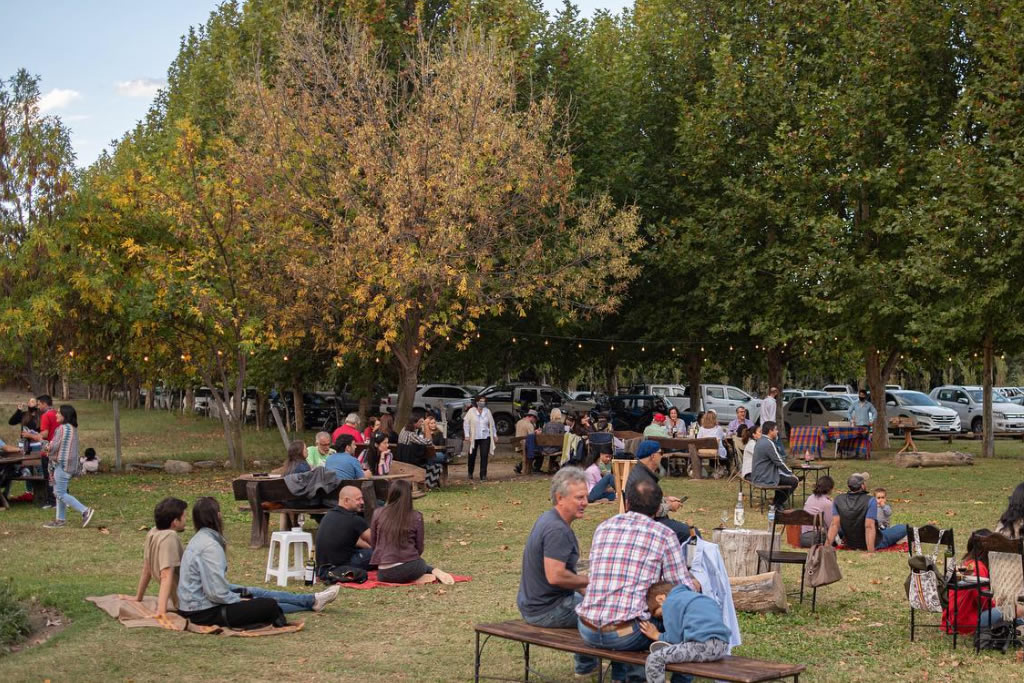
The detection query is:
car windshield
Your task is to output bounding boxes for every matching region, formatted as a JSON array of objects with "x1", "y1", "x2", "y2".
[
  {"x1": 968, "y1": 390, "x2": 1009, "y2": 403},
  {"x1": 821, "y1": 396, "x2": 851, "y2": 411},
  {"x1": 895, "y1": 391, "x2": 939, "y2": 406}
]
